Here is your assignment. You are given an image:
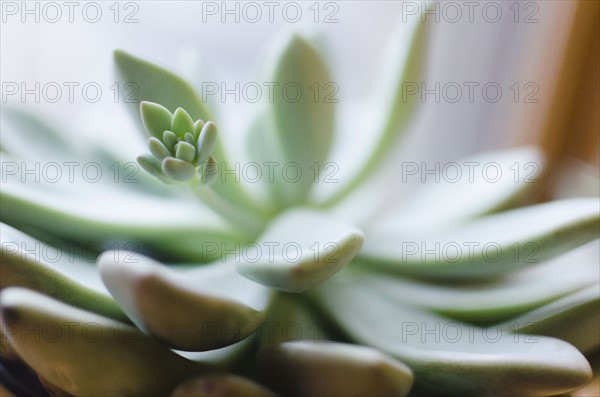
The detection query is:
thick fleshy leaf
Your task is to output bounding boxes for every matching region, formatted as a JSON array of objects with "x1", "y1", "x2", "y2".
[
  {"x1": 0, "y1": 107, "x2": 175, "y2": 198},
  {"x1": 171, "y1": 108, "x2": 195, "y2": 138},
  {"x1": 149, "y1": 137, "x2": 172, "y2": 160},
  {"x1": 253, "y1": 33, "x2": 335, "y2": 206},
  {"x1": 172, "y1": 375, "x2": 277, "y2": 397},
  {"x1": 501, "y1": 283, "x2": 600, "y2": 353},
  {"x1": 0, "y1": 223, "x2": 126, "y2": 321},
  {"x1": 137, "y1": 153, "x2": 171, "y2": 184},
  {"x1": 259, "y1": 341, "x2": 413, "y2": 397},
  {"x1": 313, "y1": 274, "x2": 593, "y2": 396},
  {"x1": 196, "y1": 122, "x2": 218, "y2": 164},
  {"x1": 244, "y1": 112, "x2": 282, "y2": 210},
  {"x1": 162, "y1": 157, "x2": 196, "y2": 181},
  {"x1": 320, "y1": 7, "x2": 431, "y2": 207},
  {"x1": 369, "y1": 147, "x2": 545, "y2": 234},
  {"x1": 0, "y1": 107, "x2": 77, "y2": 160},
  {"x1": 0, "y1": 288, "x2": 207, "y2": 396},
  {"x1": 255, "y1": 292, "x2": 330, "y2": 348},
  {"x1": 360, "y1": 198, "x2": 600, "y2": 279},
  {"x1": 98, "y1": 252, "x2": 270, "y2": 351},
  {"x1": 140, "y1": 101, "x2": 173, "y2": 139},
  {"x1": 164, "y1": 130, "x2": 178, "y2": 152},
  {"x1": 235, "y1": 209, "x2": 364, "y2": 292},
  {"x1": 253, "y1": 294, "x2": 412, "y2": 396},
  {"x1": 175, "y1": 141, "x2": 196, "y2": 163},
  {"x1": 357, "y1": 241, "x2": 599, "y2": 323},
  {"x1": 0, "y1": 168, "x2": 246, "y2": 262}
]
